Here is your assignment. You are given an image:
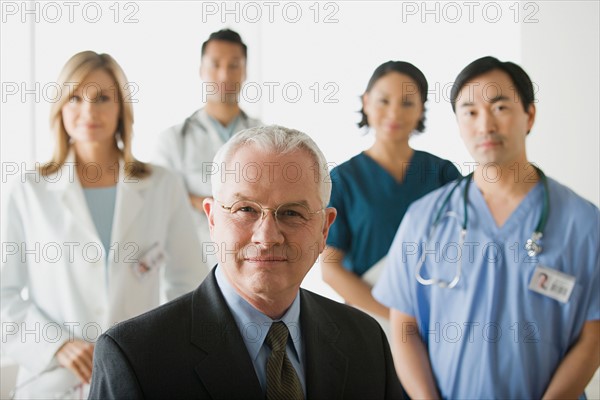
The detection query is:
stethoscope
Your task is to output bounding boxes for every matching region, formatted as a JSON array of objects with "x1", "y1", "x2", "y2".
[
  {"x1": 178, "y1": 108, "x2": 252, "y2": 192},
  {"x1": 415, "y1": 166, "x2": 550, "y2": 289}
]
